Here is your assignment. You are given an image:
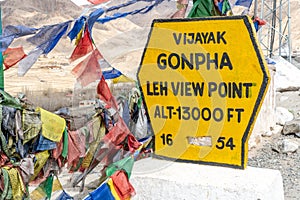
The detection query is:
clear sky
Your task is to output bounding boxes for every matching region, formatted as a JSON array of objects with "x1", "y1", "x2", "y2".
[{"x1": 71, "y1": 0, "x2": 90, "y2": 6}]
